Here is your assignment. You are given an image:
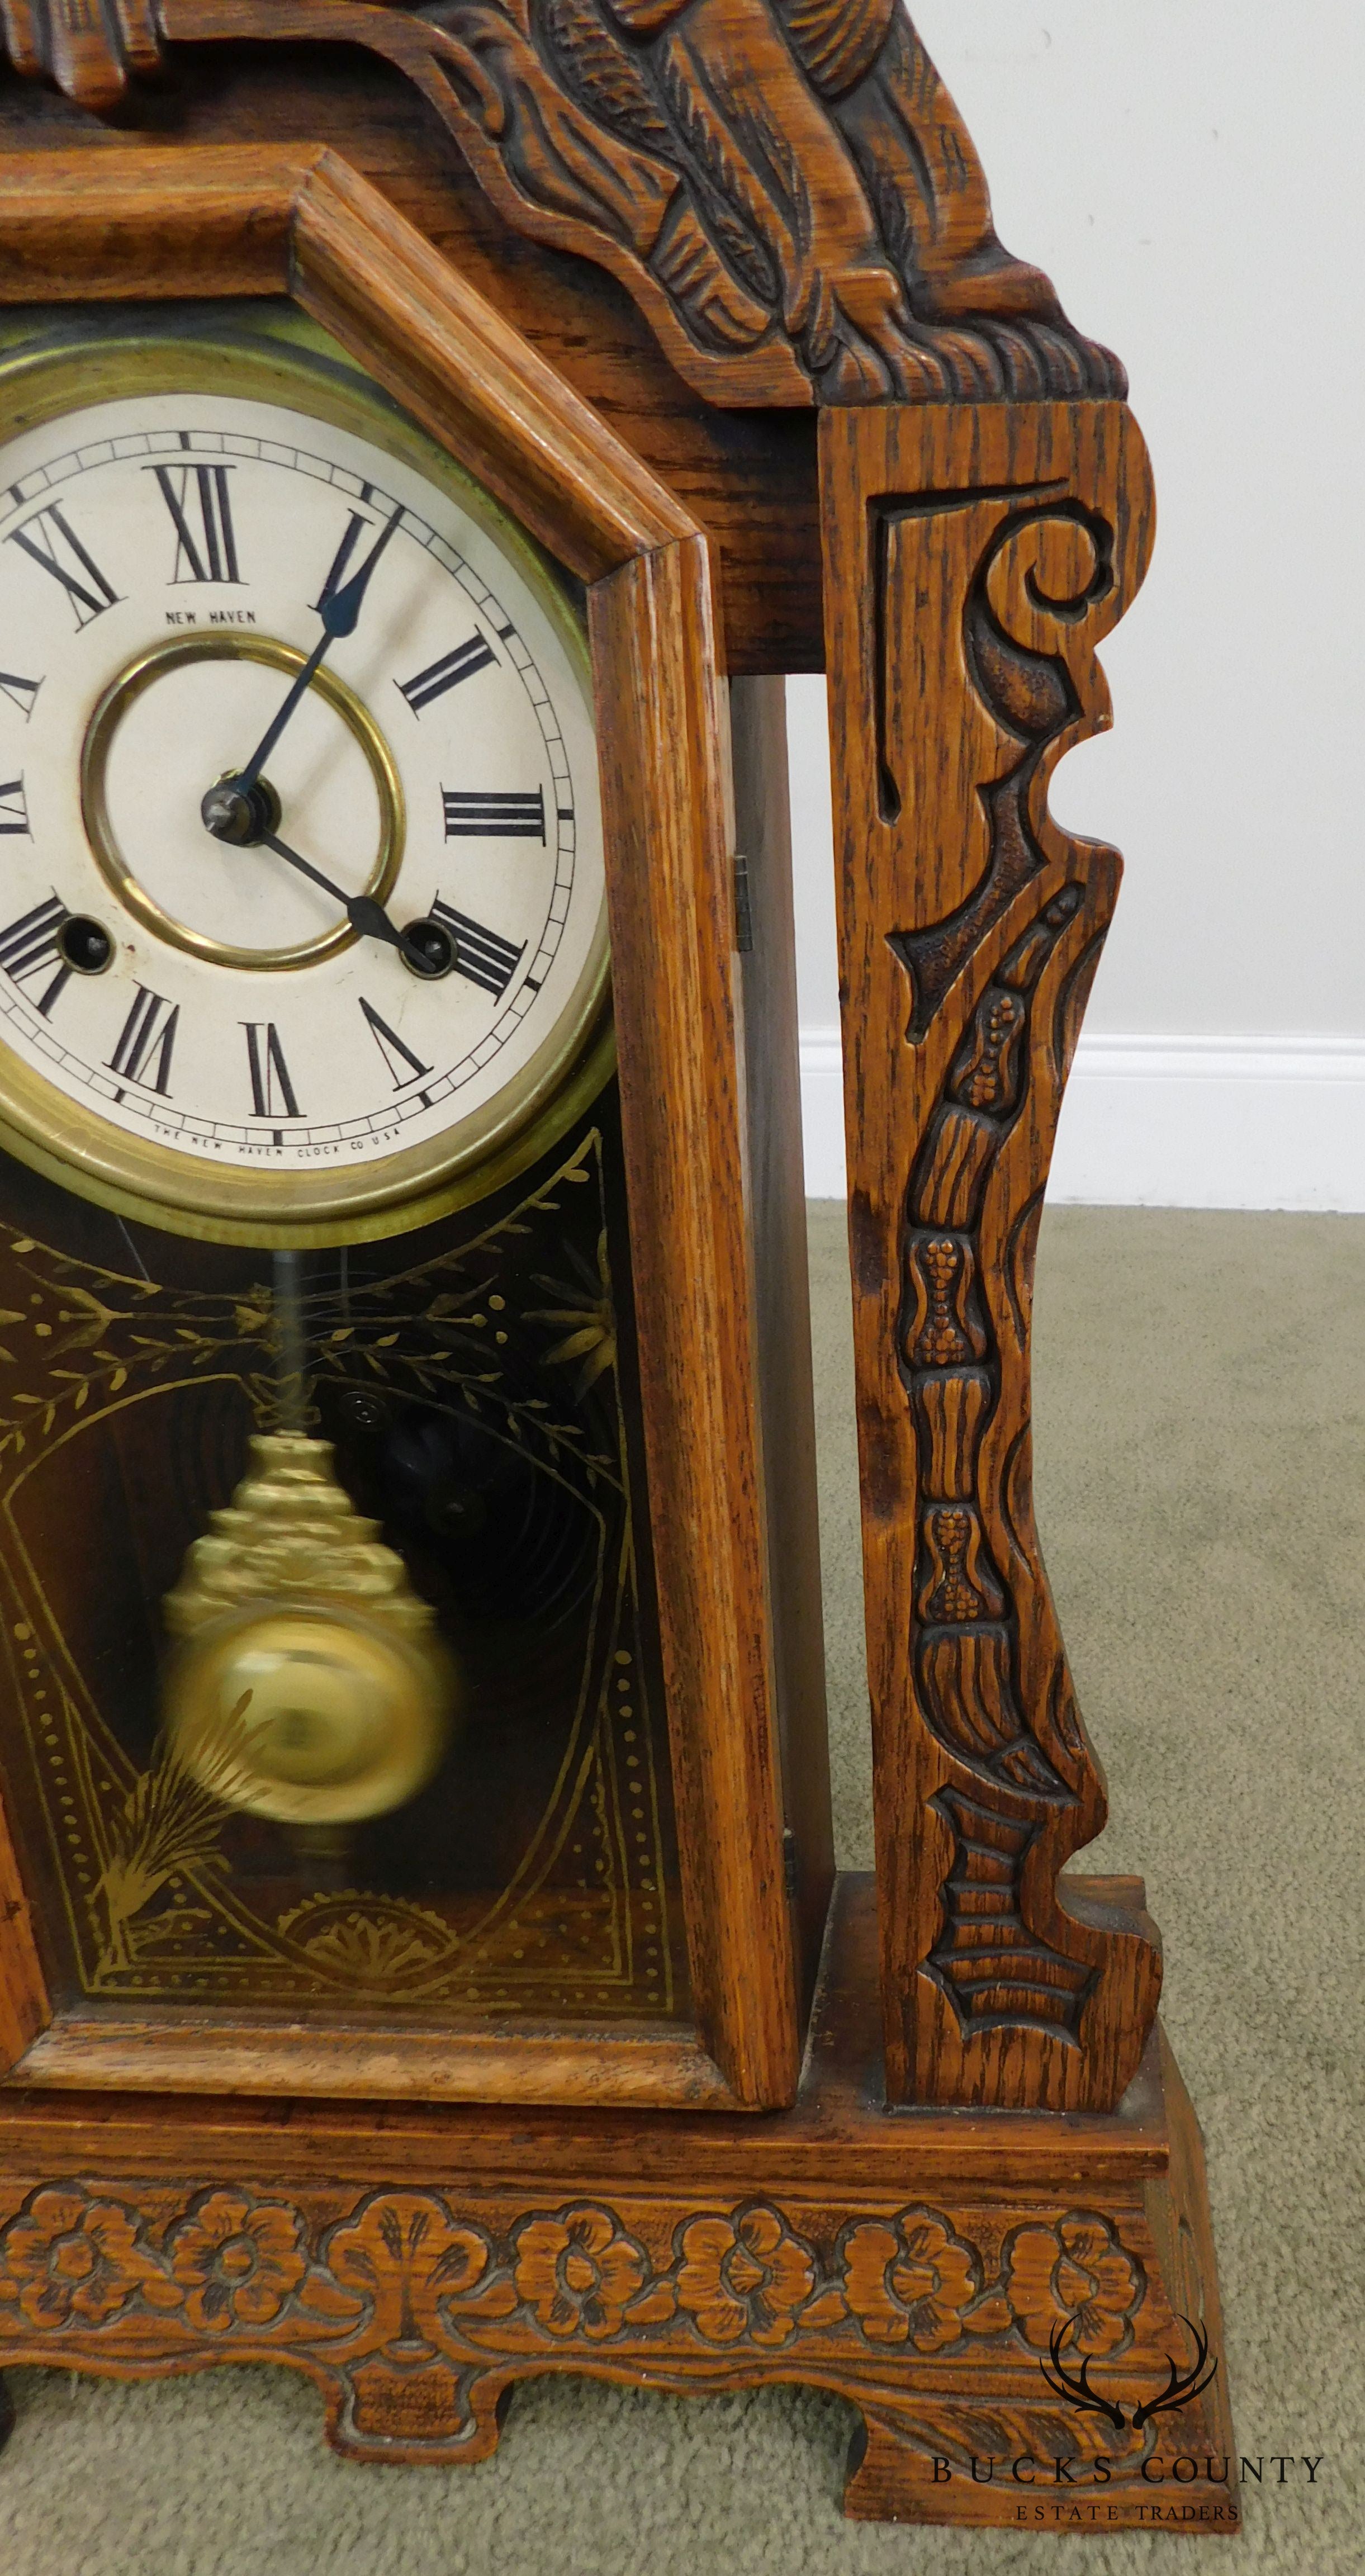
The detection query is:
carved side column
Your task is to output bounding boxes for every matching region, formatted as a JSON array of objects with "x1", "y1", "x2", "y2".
[{"x1": 821, "y1": 402, "x2": 1162, "y2": 2112}]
